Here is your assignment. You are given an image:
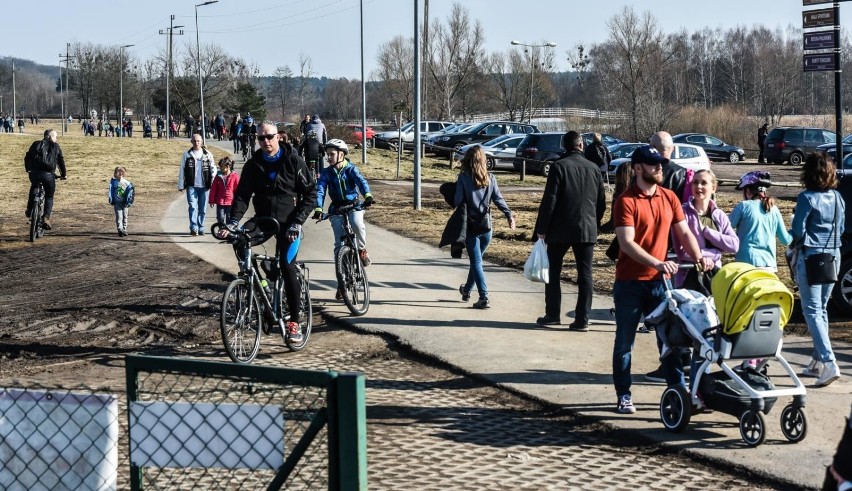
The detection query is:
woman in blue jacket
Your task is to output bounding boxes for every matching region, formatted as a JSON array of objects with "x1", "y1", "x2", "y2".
[
  {"x1": 792, "y1": 152, "x2": 845, "y2": 387},
  {"x1": 454, "y1": 146, "x2": 515, "y2": 309}
]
